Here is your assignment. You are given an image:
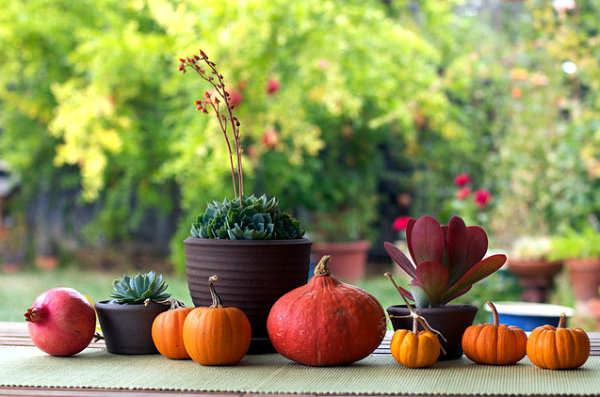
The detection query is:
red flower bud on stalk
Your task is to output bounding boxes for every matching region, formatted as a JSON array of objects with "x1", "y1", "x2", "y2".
[{"x1": 178, "y1": 49, "x2": 244, "y2": 199}]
